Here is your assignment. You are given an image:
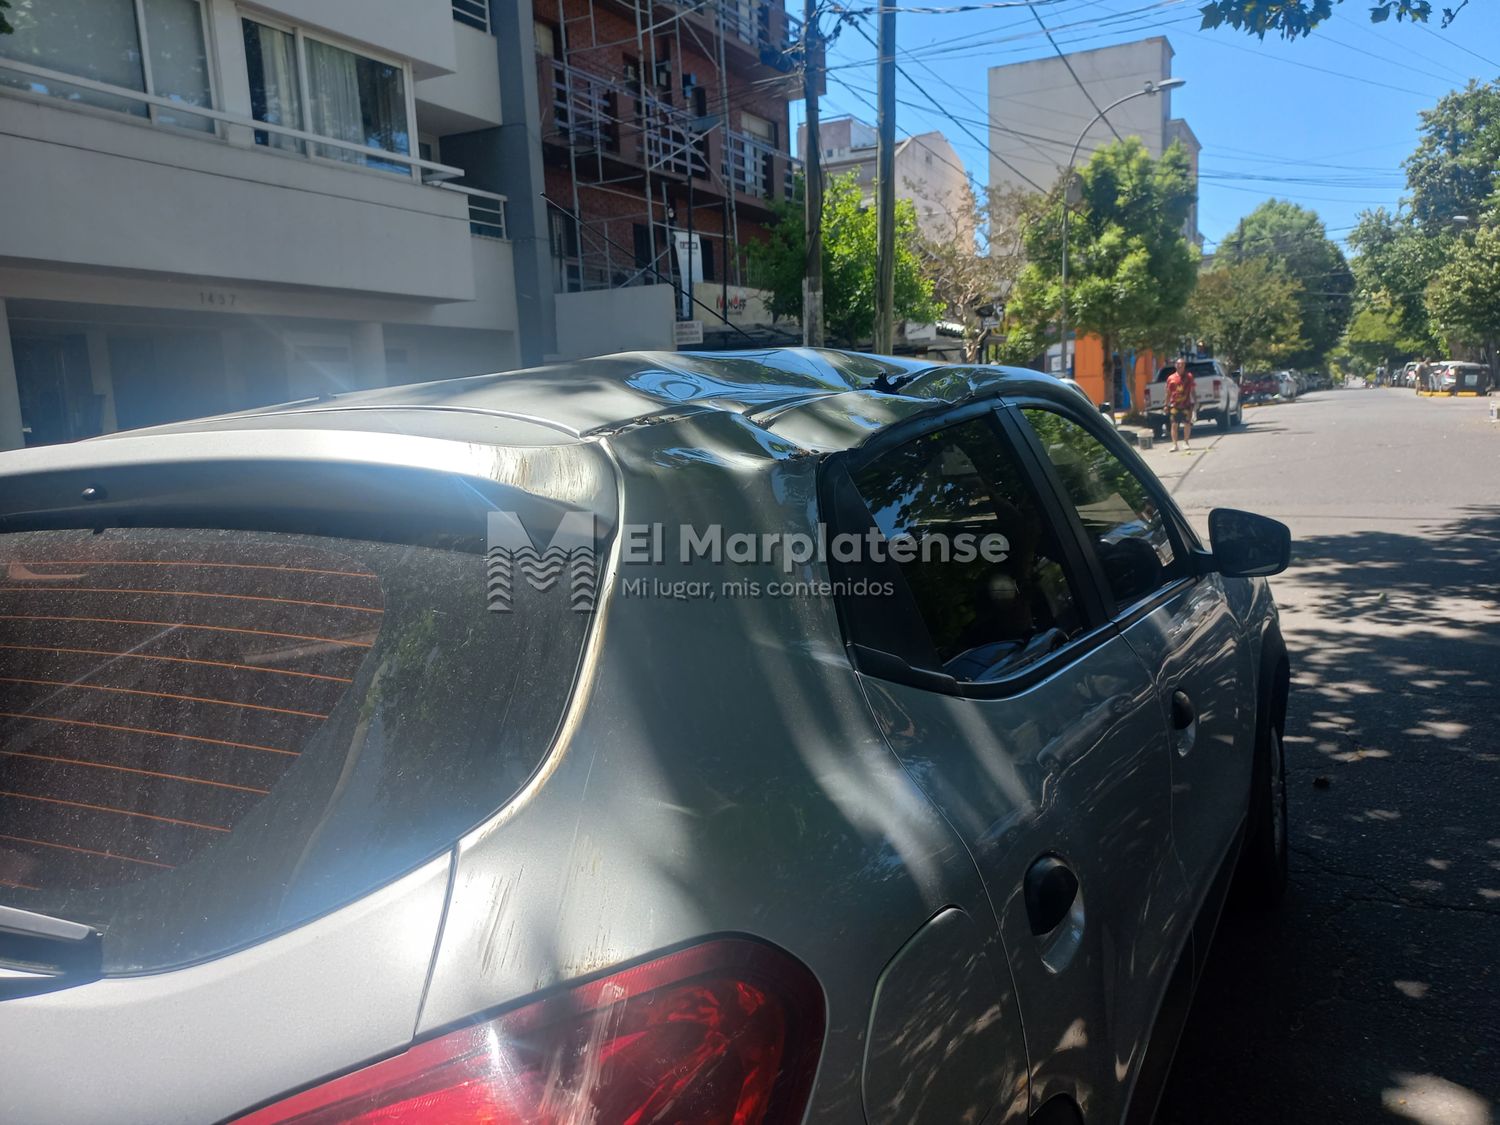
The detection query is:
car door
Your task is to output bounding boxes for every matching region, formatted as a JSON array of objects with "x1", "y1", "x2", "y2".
[
  {"x1": 1010, "y1": 402, "x2": 1255, "y2": 923},
  {"x1": 823, "y1": 403, "x2": 1191, "y2": 1122}
]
